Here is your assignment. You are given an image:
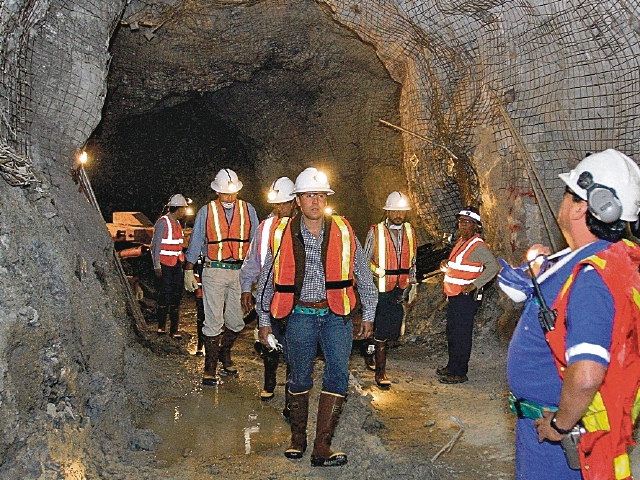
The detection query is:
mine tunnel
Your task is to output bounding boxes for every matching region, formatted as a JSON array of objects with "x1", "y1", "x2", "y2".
[
  {"x1": 2, "y1": 0, "x2": 640, "y2": 478},
  {"x1": 89, "y1": 0, "x2": 406, "y2": 240}
]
